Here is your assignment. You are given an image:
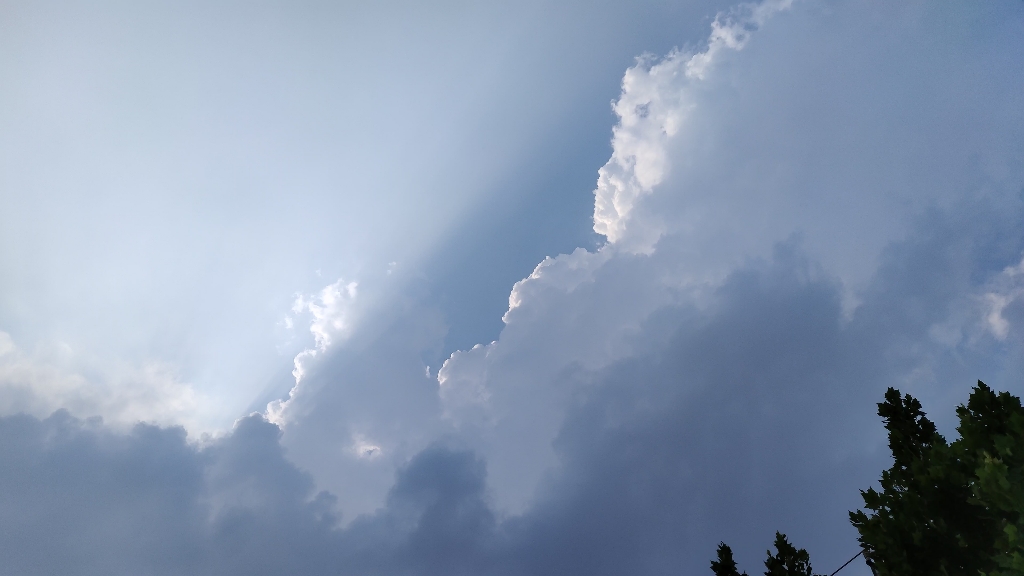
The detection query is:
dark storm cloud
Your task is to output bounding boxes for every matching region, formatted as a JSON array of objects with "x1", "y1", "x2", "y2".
[
  {"x1": 0, "y1": 407, "x2": 497, "y2": 575},
  {"x1": 0, "y1": 411, "x2": 341, "y2": 575},
  {"x1": 496, "y1": 198, "x2": 1024, "y2": 576}
]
